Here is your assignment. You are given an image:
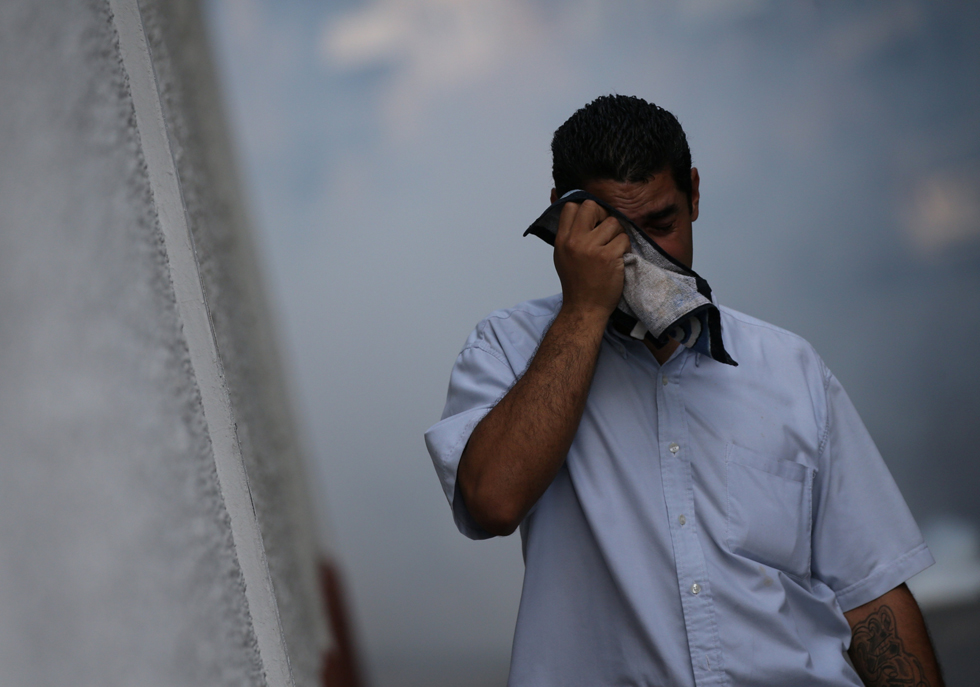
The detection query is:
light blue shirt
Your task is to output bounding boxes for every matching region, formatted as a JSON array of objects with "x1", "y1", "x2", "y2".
[{"x1": 425, "y1": 294, "x2": 933, "y2": 687}]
